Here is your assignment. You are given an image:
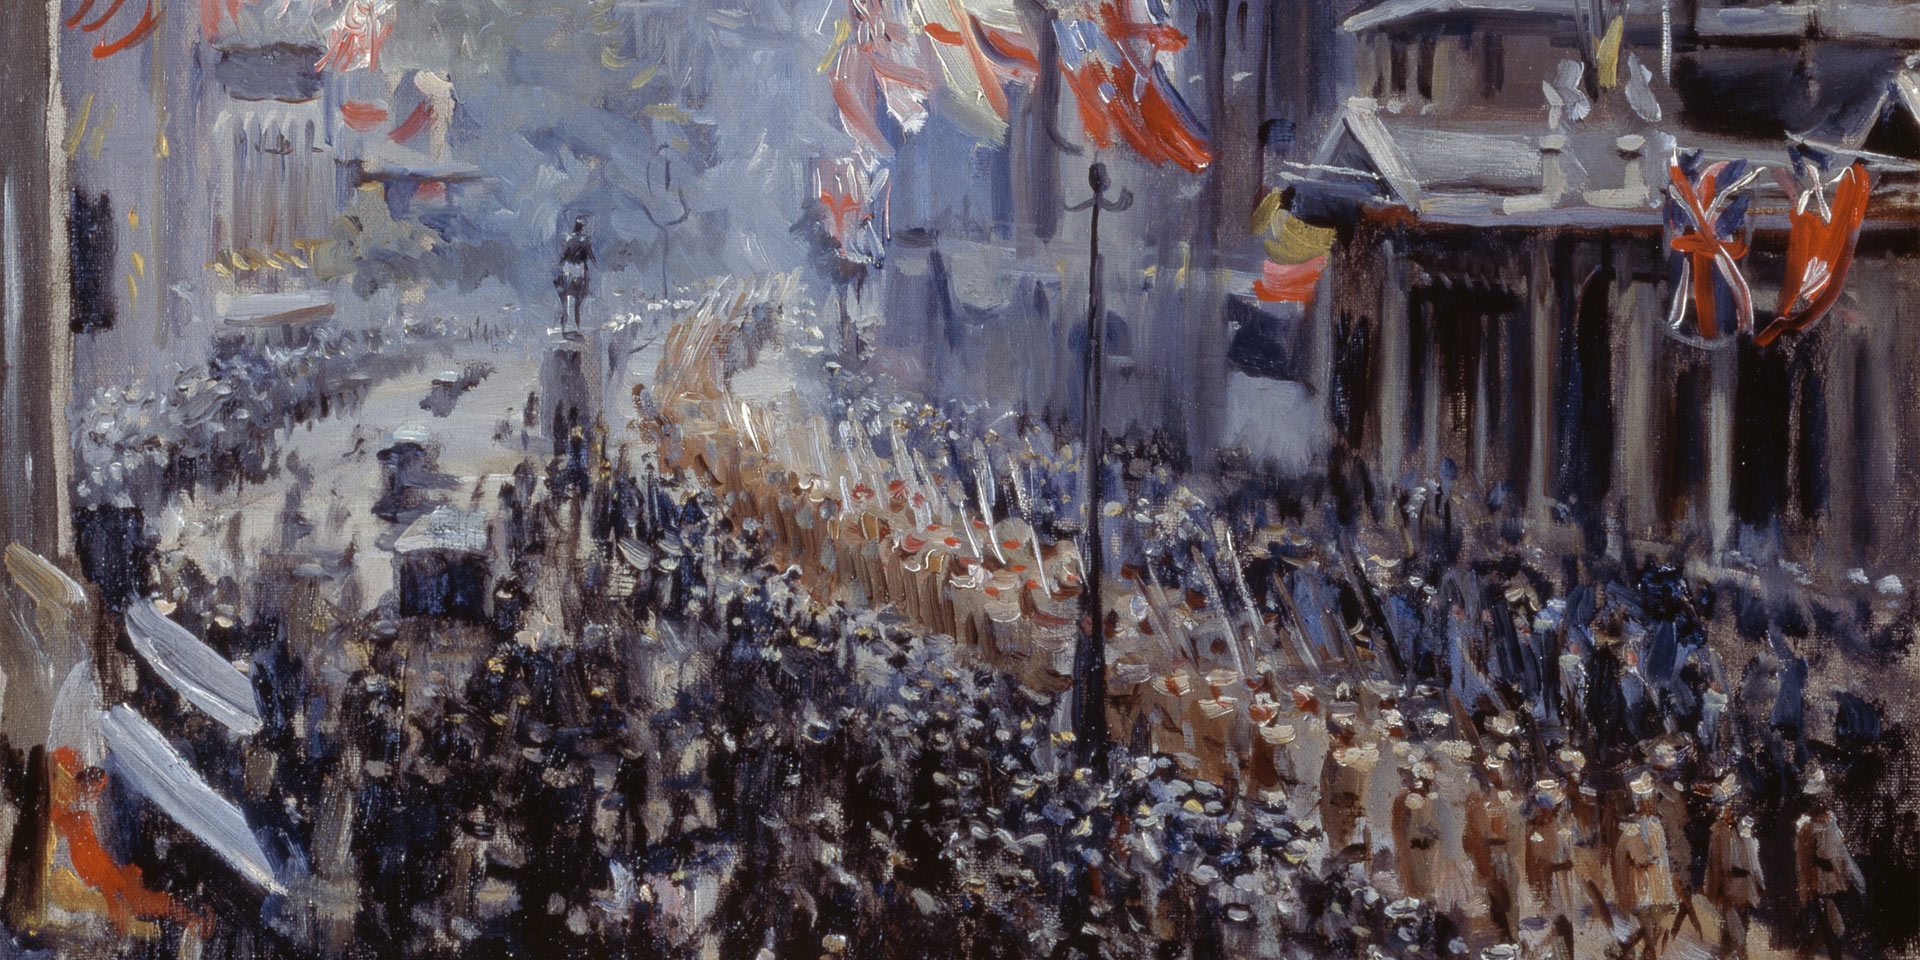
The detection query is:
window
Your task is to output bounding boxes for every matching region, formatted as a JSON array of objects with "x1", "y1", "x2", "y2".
[
  {"x1": 1417, "y1": 34, "x2": 1437, "y2": 100},
  {"x1": 1480, "y1": 32, "x2": 1505, "y2": 99},
  {"x1": 1732, "y1": 338, "x2": 1790, "y2": 526},
  {"x1": 68, "y1": 190, "x2": 116, "y2": 333},
  {"x1": 1105, "y1": 313, "x2": 1132, "y2": 361},
  {"x1": 1226, "y1": 297, "x2": 1304, "y2": 382}
]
